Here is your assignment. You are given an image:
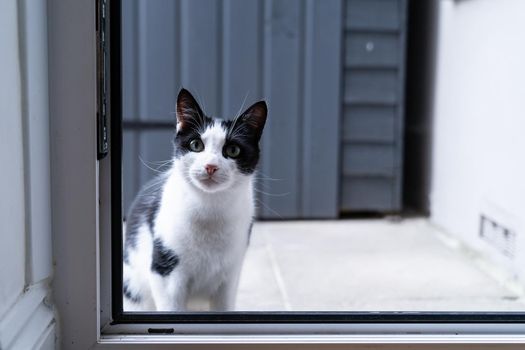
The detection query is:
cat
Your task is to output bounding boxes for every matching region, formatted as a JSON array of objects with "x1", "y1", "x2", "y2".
[{"x1": 123, "y1": 88, "x2": 267, "y2": 312}]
